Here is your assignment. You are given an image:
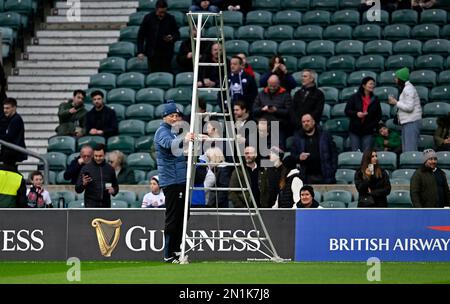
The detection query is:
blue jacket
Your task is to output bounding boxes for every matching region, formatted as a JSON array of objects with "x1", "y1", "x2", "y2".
[{"x1": 154, "y1": 122, "x2": 187, "y2": 187}]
